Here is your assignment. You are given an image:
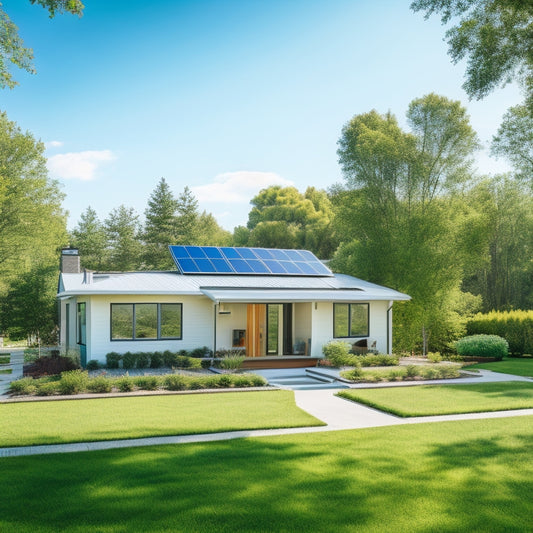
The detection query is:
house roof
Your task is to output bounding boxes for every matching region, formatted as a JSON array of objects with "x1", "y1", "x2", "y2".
[{"x1": 57, "y1": 271, "x2": 410, "y2": 302}]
